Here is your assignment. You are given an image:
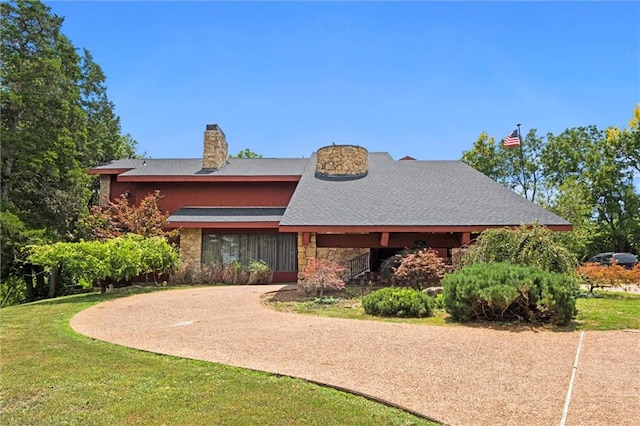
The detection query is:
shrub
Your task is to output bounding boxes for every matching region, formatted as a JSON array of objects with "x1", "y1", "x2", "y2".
[
  {"x1": 222, "y1": 260, "x2": 249, "y2": 285},
  {"x1": 442, "y1": 263, "x2": 578, "y2": 326},
  {"x1": 577, "y1": 262, "x2": 639, "y2": 292},
  {"x1": 379, "y1": 249, "x2": 410, "y2": 280},
  {"x1": 393, "y1": 248, "x2": 449, "y2": 289},
  {"x1": 298, "y1": 258, "x2": 345, "y2": 296},
  {"x1": 170, "y1": 259, "x2": 272, "y2": 285},
  {"x1": 432, "y1": 293, "x2": 445, "y2": 310},
  {"x1": 362, "y1": 287, "x2": 434, "y2": 318},
  {"x1": 170, "y1": 260, "x2": 224, "y2": 285},
  {"x1": 27, "y1": 235, "x2": 179, "y2": 295},
  {"x1": 247, "y1": 260, "x2": 273, "y2": 285},
  {"x1": 461, "y1": 223, "x2": 577, "y2": 274}
]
